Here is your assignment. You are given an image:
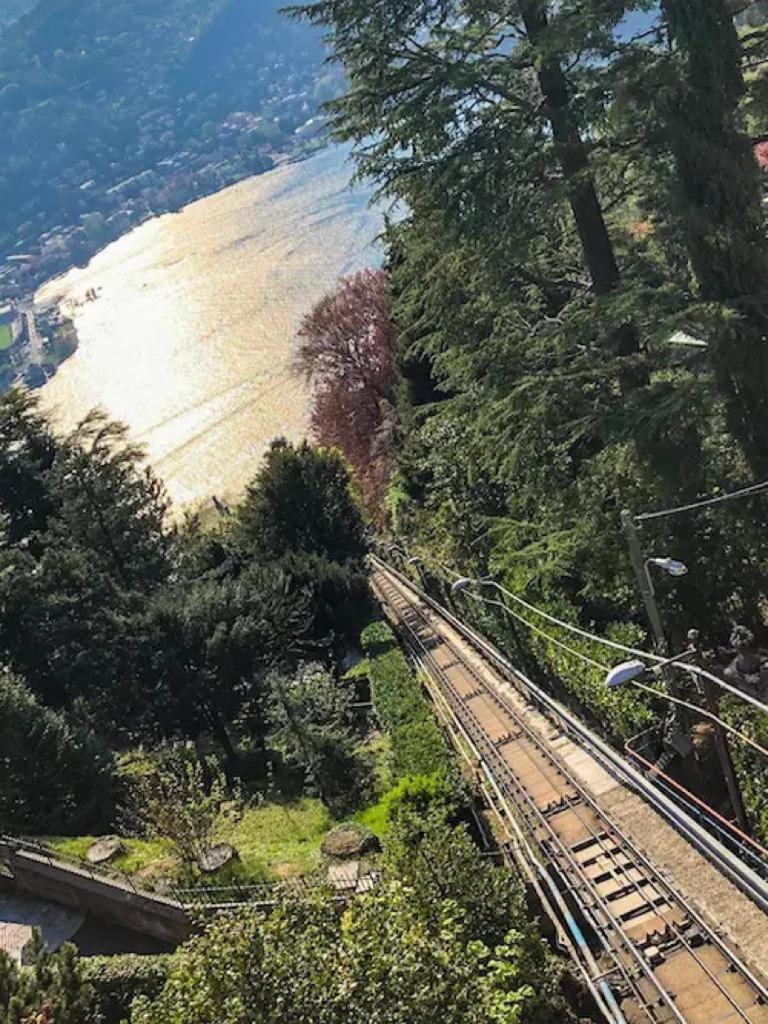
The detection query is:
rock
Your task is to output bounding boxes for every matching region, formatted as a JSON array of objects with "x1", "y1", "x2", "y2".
[
  {"x1": 86, "y1": 836, "x2": 124, "y2": 865},
  {"x1": 197, "y1": 843, "x2": 237, "y2": 874},
  {"x1": 321, "y1": 823, "x2": 380, "y2": 860}
]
